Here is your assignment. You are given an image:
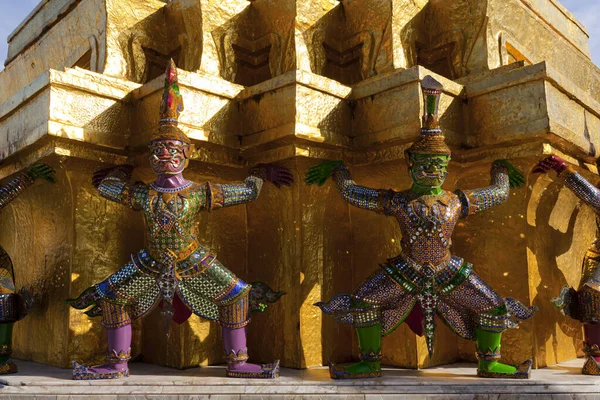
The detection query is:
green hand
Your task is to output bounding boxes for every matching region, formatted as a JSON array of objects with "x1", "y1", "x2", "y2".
[
  {"x1": 305, "y1": 160, "x2": 344, "y2": 186},
  {"x1": 493, "y1": 159, "x2": 524, "y2": 188},
  {"x1": 27, "y1": 163, "x2": 56, "y2": 184}
]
